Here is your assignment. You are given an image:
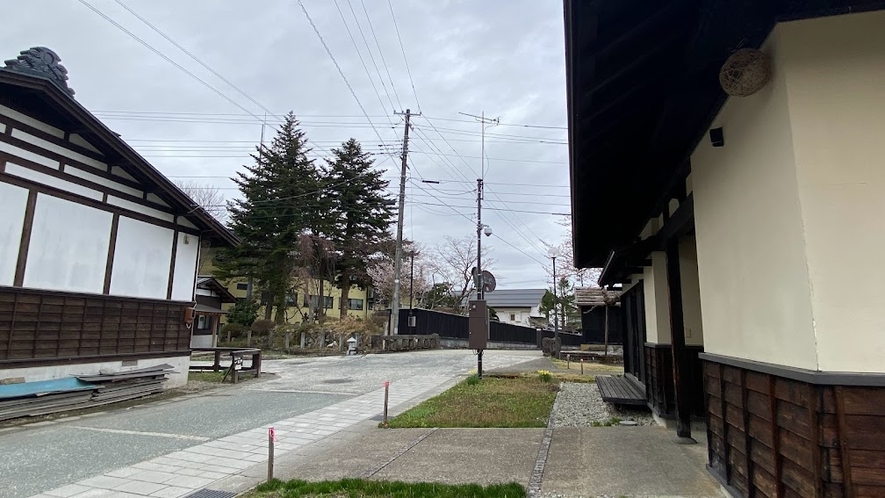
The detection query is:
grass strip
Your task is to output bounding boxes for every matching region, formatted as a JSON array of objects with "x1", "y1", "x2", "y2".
[
  {"x1": 247, "y1": 478, "x2": 526, "y2": 498},
  {"x1": 387, "y1": 375, "x2": 558, "y2": 428}
]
